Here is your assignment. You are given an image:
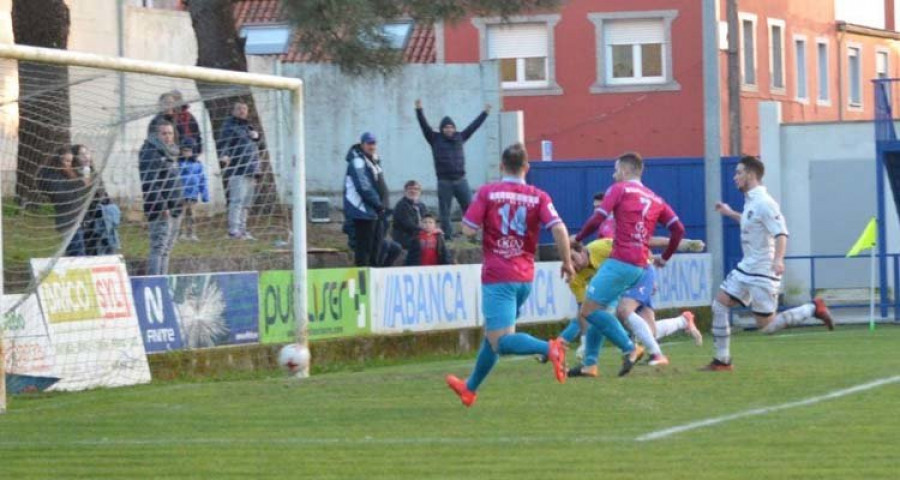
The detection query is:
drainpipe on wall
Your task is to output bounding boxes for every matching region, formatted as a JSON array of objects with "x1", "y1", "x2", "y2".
[
  {"x1": 726, "y1": 0, "x2": 742, "y2": 156},
  {"x1": 837, "y1": 22, "x2": 845, "y2": 122}
]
